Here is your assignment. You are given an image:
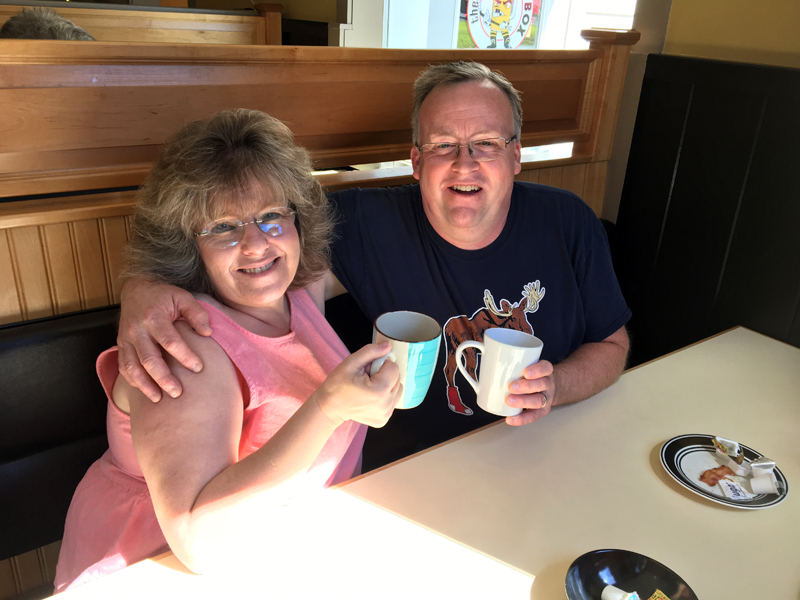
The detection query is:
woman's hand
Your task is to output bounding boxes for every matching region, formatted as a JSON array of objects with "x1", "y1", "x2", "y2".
[
  {"x1": 313, "y1": 342, "x2": 403, "y2": 428},
  {"x1": 117, "y1": 277, "x2": 212, "y2": 402}
]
